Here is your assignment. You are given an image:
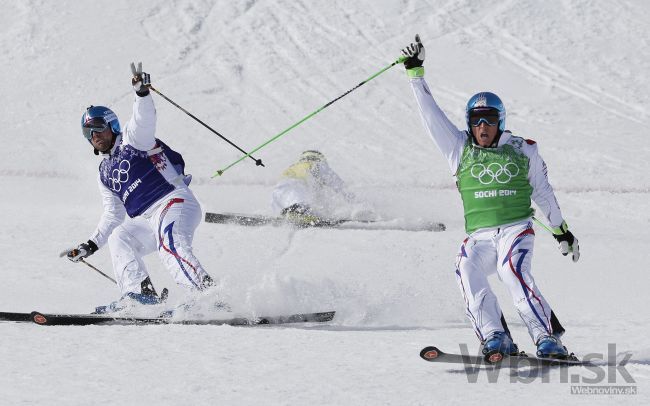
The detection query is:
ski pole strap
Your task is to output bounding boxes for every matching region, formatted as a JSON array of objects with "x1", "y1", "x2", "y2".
[
  {"x1": 212, "y1": 56, "x2": 407, "y2": 177},
  {"x1": 551, "y1": 220, "x2": 569, "y2": 236},
  {"x1": 406, "y1": 67, "x2": 424, "y2": 78}
]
